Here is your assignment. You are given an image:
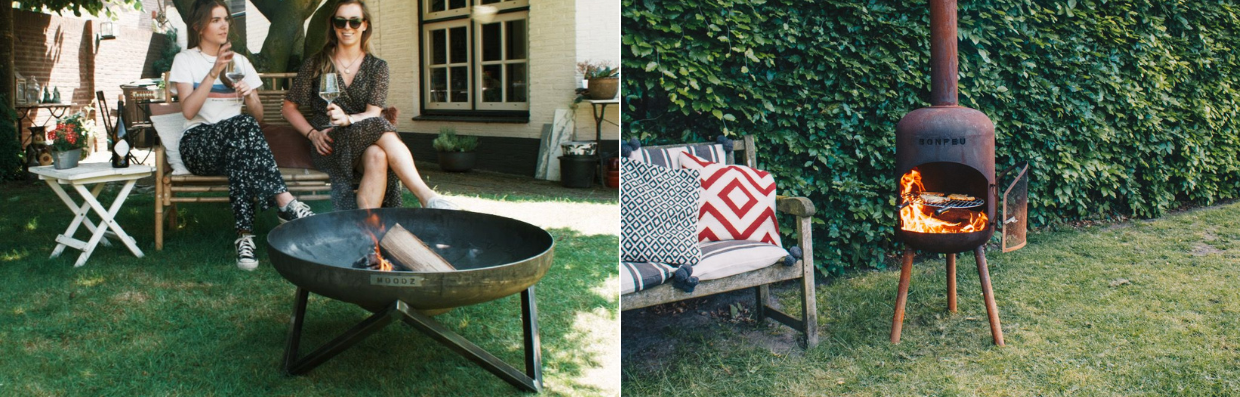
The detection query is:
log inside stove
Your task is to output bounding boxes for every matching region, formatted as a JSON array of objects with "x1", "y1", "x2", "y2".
[{"x1": 351, "y1": 223, "x2": 458, "y2": 272}]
